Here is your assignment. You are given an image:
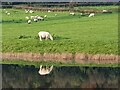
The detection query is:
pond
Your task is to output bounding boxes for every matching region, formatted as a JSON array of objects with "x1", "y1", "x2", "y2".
[{"x1": 2, "y1": 64, "x2": 119, "y2": 89}]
